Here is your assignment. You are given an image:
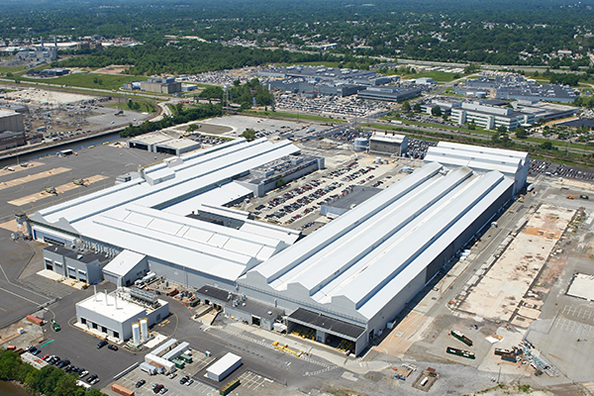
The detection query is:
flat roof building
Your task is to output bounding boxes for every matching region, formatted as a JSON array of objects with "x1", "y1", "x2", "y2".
[
  {"x1": 357, "y1": 86, "x2": 421, "y2": 102},
  {"x1": 450, "y1": 101, "x2": 534, "y2": 131},
  {"x1": 368, "y1": 132, "x2": 408, "y2": 156},
  {"x1": 236, "y1": 154, "x2": 325, "y2": 197},
  {"x1": 75, "y1": 288, "x2": 169, "y2": 342}
]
